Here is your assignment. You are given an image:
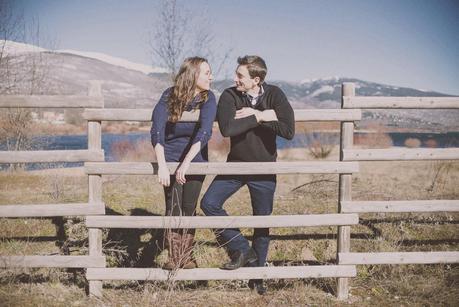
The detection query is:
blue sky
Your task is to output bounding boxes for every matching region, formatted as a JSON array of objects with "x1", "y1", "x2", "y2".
[{"x1": 11, "y1": 0, "x2": 459, "y2": 95}]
